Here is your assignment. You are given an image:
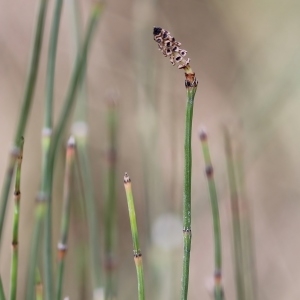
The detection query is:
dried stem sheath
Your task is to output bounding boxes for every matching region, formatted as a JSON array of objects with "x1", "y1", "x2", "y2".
[
  {"x1": 0, "y1": 0, "x2": 48, "y2": 250},
  {"x1": 199, "y1": 129, "x2": 224, "y2": 300},
  {"x1": 123, "y1": 173, "x2": 145, "y2": 300},
  {"x1": 25, "y1": 6, "x2": 102, "y2": 299},
  {"x1": 56, "y1": 137, "x2": 76, "y2": 300},
  {"x1": 9, "y1": 137, "x2": 24, "y2": 300},
  {"x1": 35, "y1": 268, "x2": 43, "y2": 300}
]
